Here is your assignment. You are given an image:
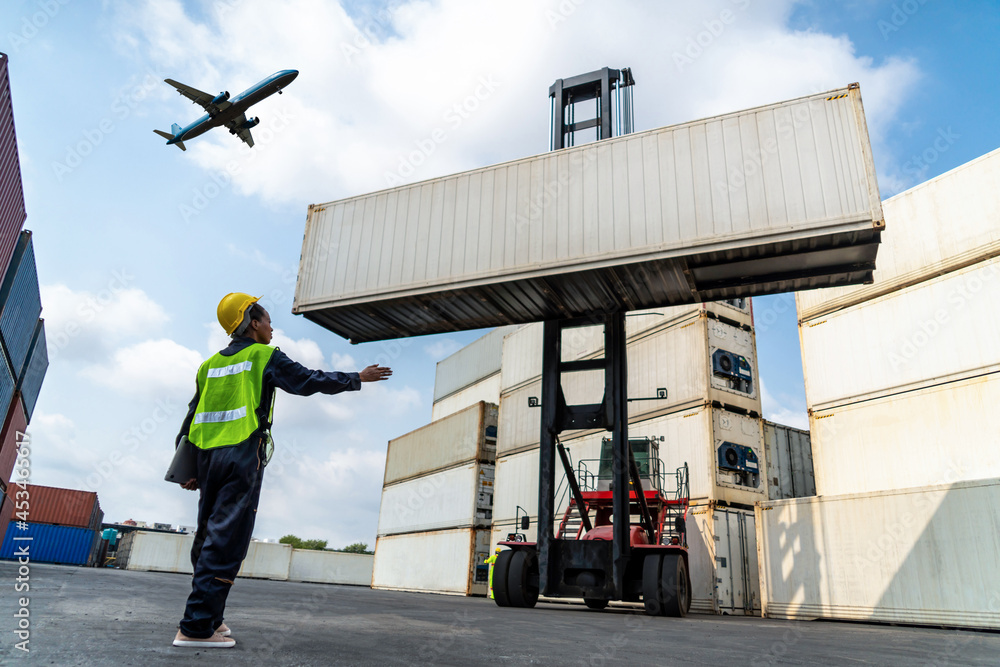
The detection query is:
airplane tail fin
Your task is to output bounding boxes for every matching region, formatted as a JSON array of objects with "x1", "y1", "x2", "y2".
[
  {"x1": 171, "y1": 123, "x2": 182, "y2": 135},
  {"x1": 153, "y1": 129, "x2": 186, "y2": 152}
]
